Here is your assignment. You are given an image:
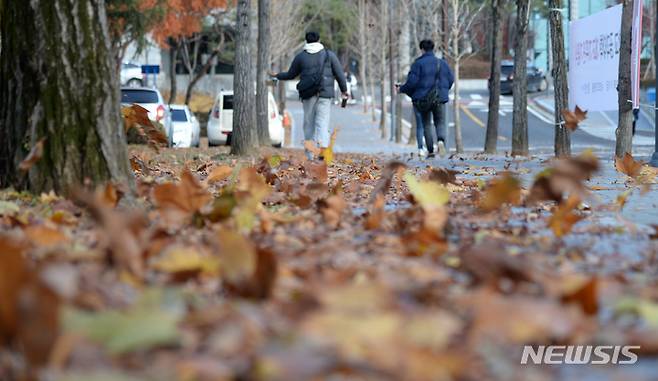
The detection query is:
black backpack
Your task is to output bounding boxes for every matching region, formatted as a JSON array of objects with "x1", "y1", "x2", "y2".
[
  {"x1": 297, "y1": 50, "x2": 330, "y2": 100},
  {"x1": 413, "y1": 59, "x2": 442, "y2": 112}
]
